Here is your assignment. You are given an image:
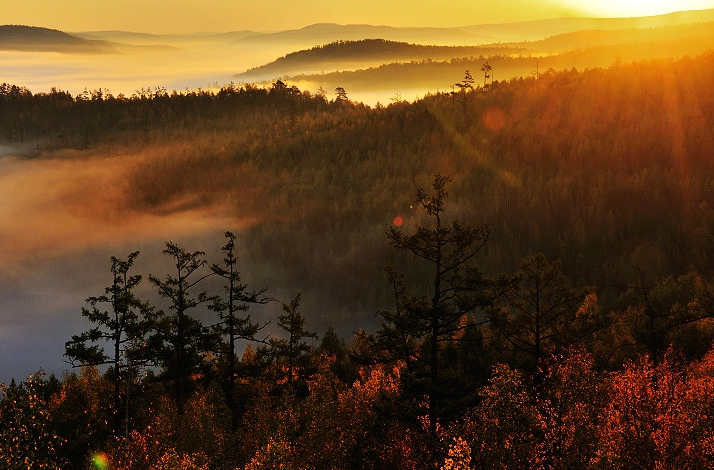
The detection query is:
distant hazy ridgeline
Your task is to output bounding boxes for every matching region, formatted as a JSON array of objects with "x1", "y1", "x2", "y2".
[
  {"x1": 0, "y1": 25, "x2": 117, "y2": 53},
  {"x1": 236, "y1": 20, "x2": 714, "y2": 96},
  {"x1": 2, "y1": 8, "x2": 713, "y2": 103}
]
